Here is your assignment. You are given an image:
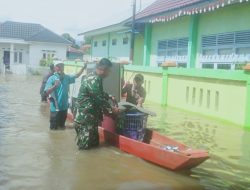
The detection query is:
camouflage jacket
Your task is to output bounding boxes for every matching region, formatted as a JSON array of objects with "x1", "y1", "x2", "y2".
[{"x1": 75, "y1": 72, "x2": 112, "y2": 124}]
